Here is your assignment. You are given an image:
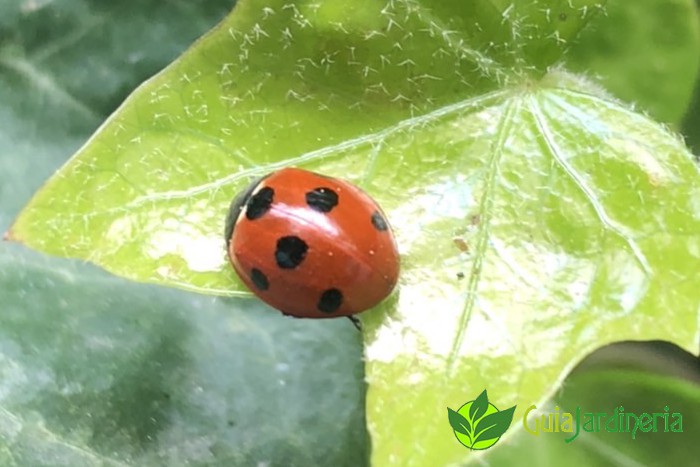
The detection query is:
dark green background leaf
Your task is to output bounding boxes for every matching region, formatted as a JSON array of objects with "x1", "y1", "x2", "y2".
[
  {"x1": 683, "y1": 86, "x2": 700, "y2": 156},
  {"x1": 0, "y1": 245, "x2": 367, "y2": 466},
  {"x1": 681, "y1": 0, "x2": 700, "y2": 155},
  {"x1": 0, "y1": 0, "x2": 235, "y2": 231},
  {"x1": 566, "y1": 0, "x2": 700, "y2": 124}
]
